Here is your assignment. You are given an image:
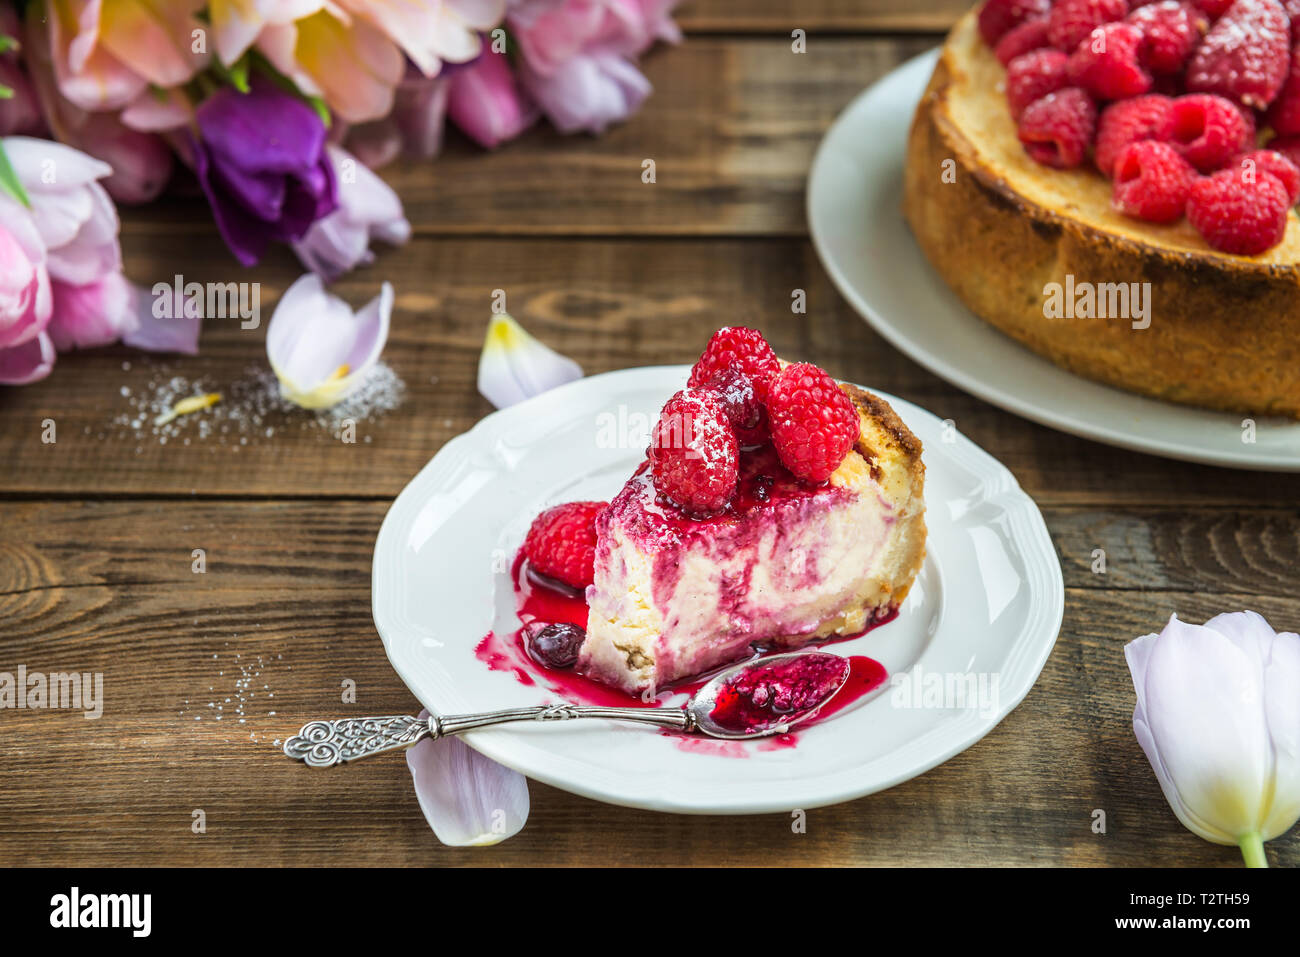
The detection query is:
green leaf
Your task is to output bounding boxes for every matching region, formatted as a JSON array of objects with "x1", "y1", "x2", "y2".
[
  {"x1": 0, "y1": 85, "x2": 13, "y2": 100},
  {"x1": 0, "y1": 34, "x2": 17, "y2": 55},
  {"x1": 0, "y1": 139, "x2": 31, "y2": 208}
]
